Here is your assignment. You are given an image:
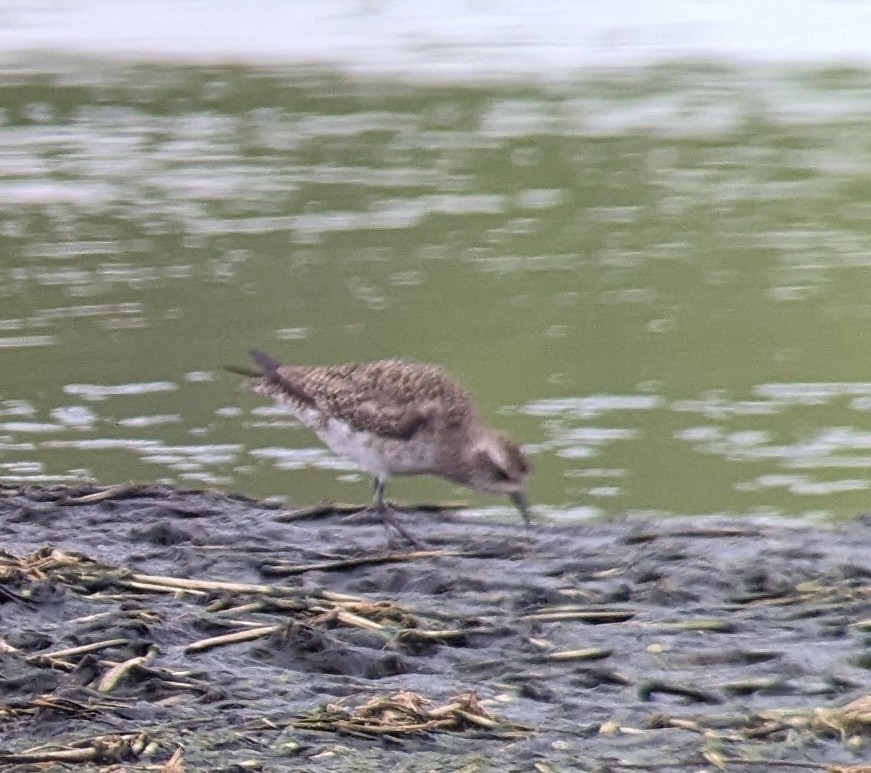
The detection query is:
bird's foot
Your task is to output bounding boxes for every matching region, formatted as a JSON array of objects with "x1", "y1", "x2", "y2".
[{"x1": 371, "y1": 503, "x2": 428, "y2": 550}]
